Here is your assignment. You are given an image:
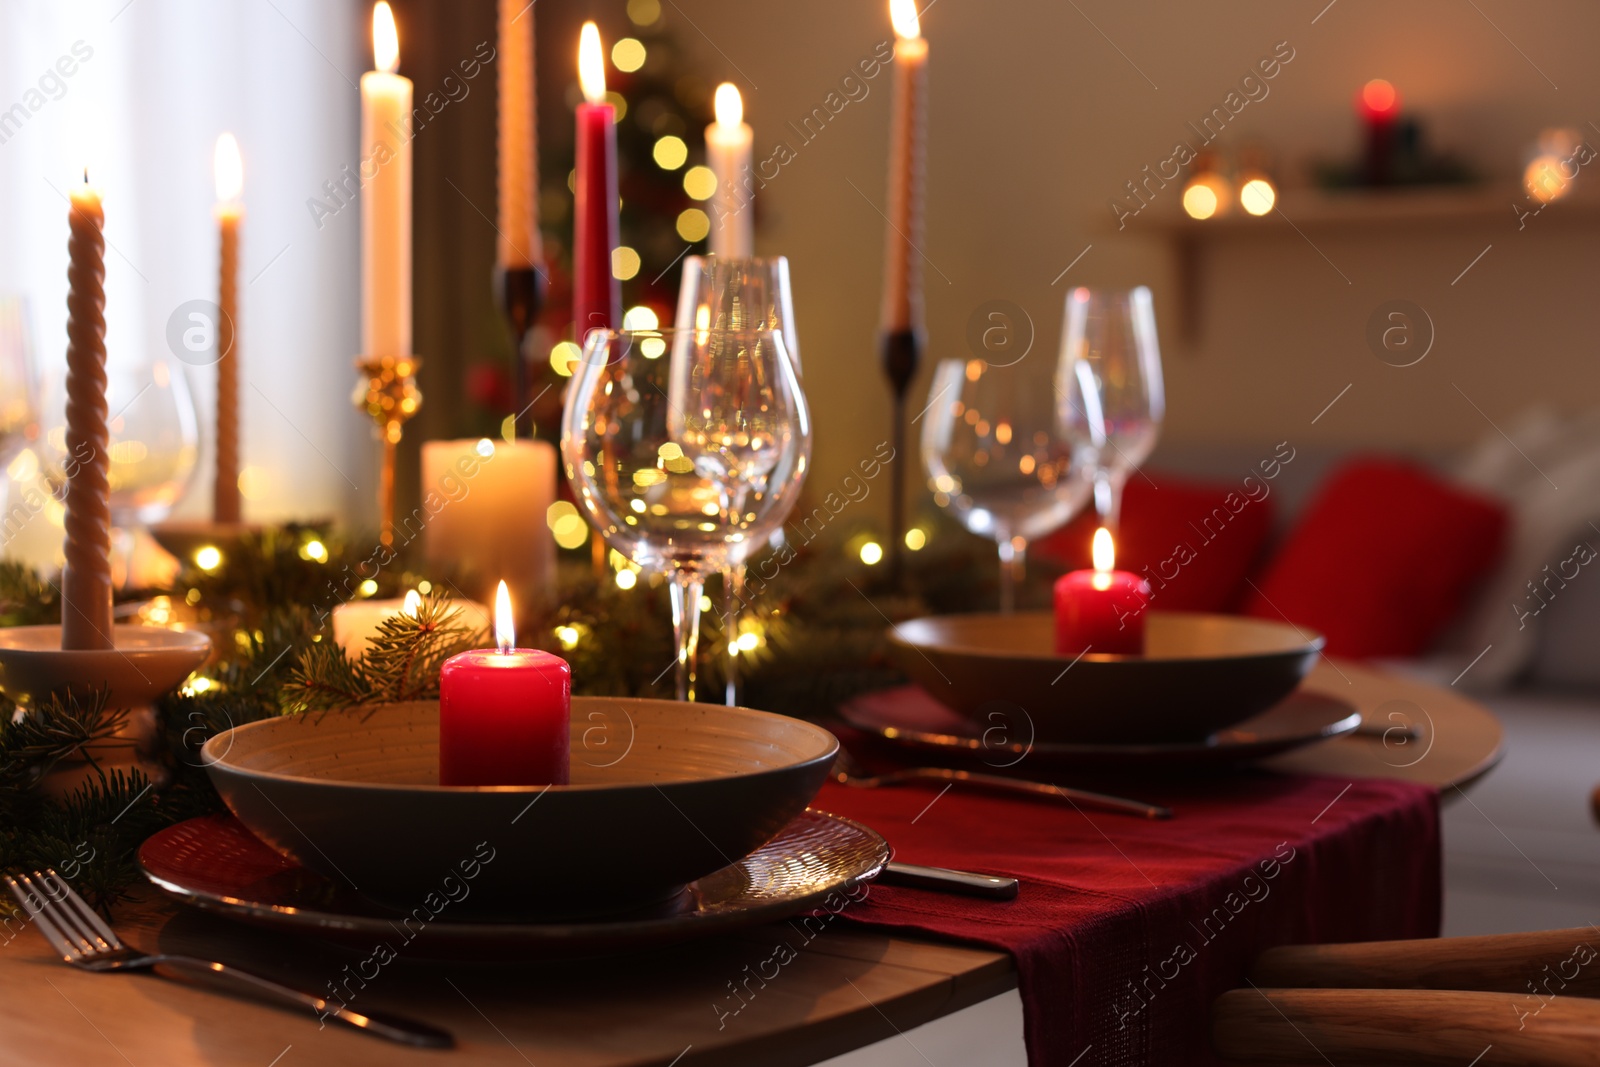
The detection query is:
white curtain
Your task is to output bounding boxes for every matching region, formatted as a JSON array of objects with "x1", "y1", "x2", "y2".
[{"x1": 0, "y1": 0, "x2": 366, "y2": 569}]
